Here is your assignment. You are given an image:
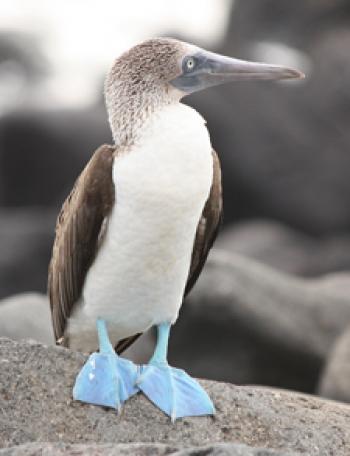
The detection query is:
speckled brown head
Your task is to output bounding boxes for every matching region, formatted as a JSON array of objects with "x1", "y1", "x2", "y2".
[
  {"x1": 105, "y1": 38, "x2": 184, "y2": 96},
  {"x1": 105, "y1": 38, "x2": 186, "y2": 146},
  {"x1": 105, "y1": 37, "x2": 304, "y2": 146}
]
